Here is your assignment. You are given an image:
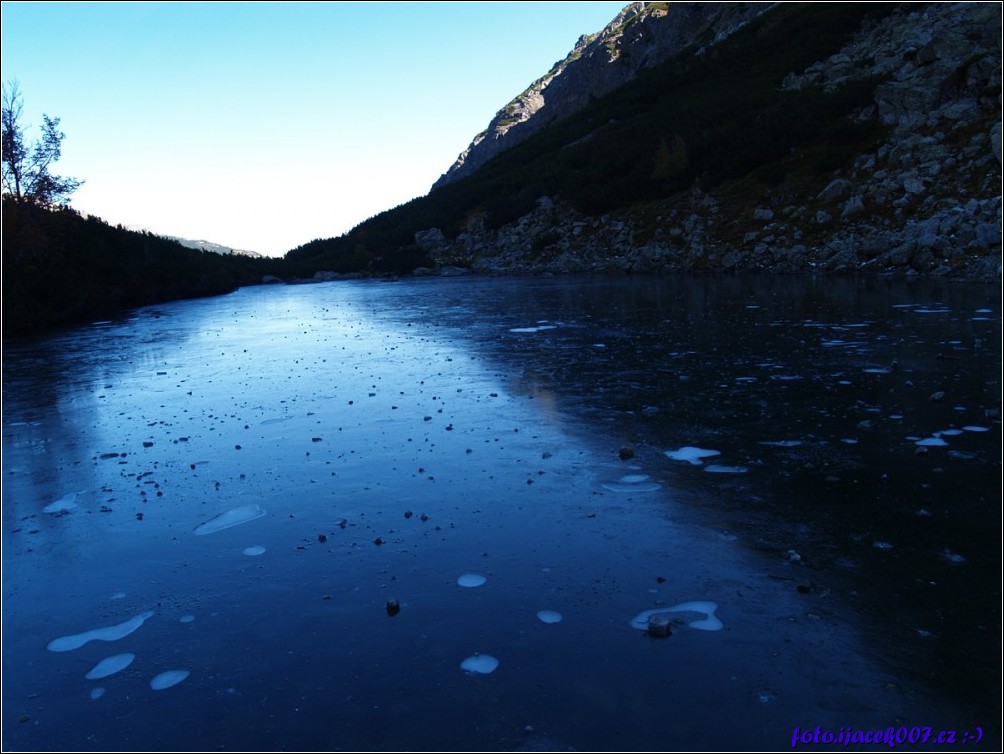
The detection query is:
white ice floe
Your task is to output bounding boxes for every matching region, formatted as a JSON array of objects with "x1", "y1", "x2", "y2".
[
  {"x1": 43, "y1": 492, "x2": 78, "y2": 513},
  {"x1": 457, "y1": 573, "x2": 487, "y2": 588},
  {"x1": 963, "y1": 426, "x2": 990, "y2": 433},
  {"x1": 915, "y1": 437, "x2": 949, "y2": 447},
  {"x1": 630, "y1": 601, "x2": 723, "y2": 632},
  {"x1": 460, "y1": 654, "x2": 499, "y2": 674},
  {"x1": 194, "y1": 505, "x2": 265, "y2": 535},
  {"x1": 536, "y1": 610, "x2": 563, "y2": 624},
  {"x1": 665, "y1": 447, "x2": 720, "y2": 465},
  {"x1": 85, "y1": 653, "x2": 136, "y2": 680},
  {"x1": 47, "y1": 611, "x2": 155, "y2": 652},
  {"x1": 150, "y1": 670, "x2": 190, "y2": 690},
  {"x1": 243, "y1": 545, "x2": 266, "y2": 556}
]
